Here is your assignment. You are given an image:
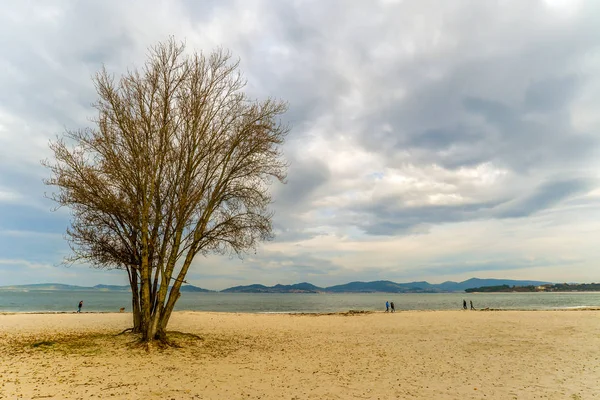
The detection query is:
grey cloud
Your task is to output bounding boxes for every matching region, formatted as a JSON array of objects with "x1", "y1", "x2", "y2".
[
  {"x1": 524, "y1": 76, "x2": 581, "y2": 112},
  {"x1": 462, "y1": 96, "x2": 597, "y2": 173},
  {"x1": 495, "y1": 177, "x2": 595, "y2": 219},
  {"x1": 404, "y1": 125, "x2": 488, "y2": 158},
  {"x1": 462, "y1": 97, "x2": 517, "y2": 130},
  {"x1": 179, "y1": 0, "x2": 232, "y2": 19},
  {"x1": 348, "y1": 2, "x2": 600, "y2": 175},
  {"x1": 343, "y1": 177, "x2": 593, "y2": 236},
  {"x1": 353, "y1": 200, "x2": 504, "y2": 236},
  {"x1": 268, "y1": 155, "x2": 332, "y2": 242},
  {"x1": 274, "y1": 156, "x2": 330, "y2": 207}
]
